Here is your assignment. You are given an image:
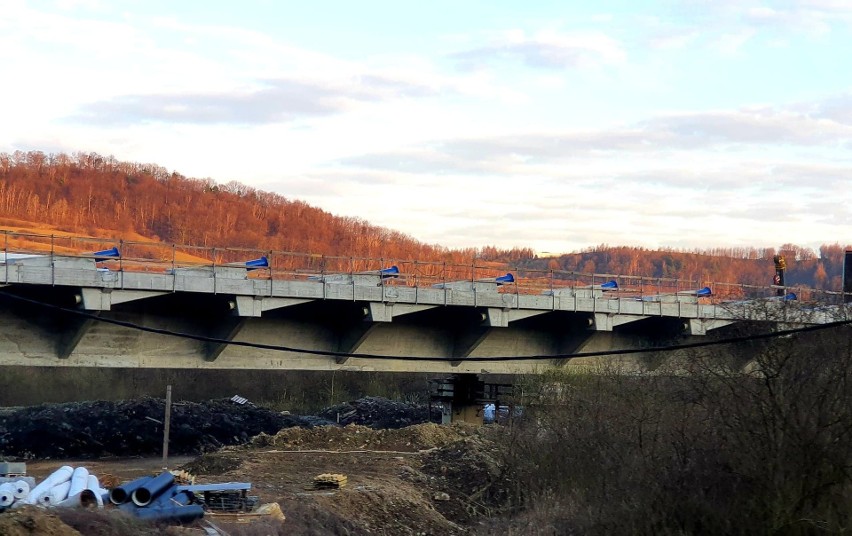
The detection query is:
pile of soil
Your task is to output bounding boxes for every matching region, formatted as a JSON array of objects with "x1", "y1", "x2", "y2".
[
  {"x1": 0, "y1": 506, "x2": 82, "y2": 536},
  {"x1": 0, "y1": 396, "x2": 444, "y2": 459},
  {"x1": 416, "y1": 431, "x2": 512, "y2": 525},
  {"x1": 318, "y1": 396, "x2": 440, "y2": 428},
  {"x1": 0, "y1": 398, "x2": 313, "y2": 459},
  {"x1": 251, "y1": 422, "x2": 478, "y2": 452}
]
